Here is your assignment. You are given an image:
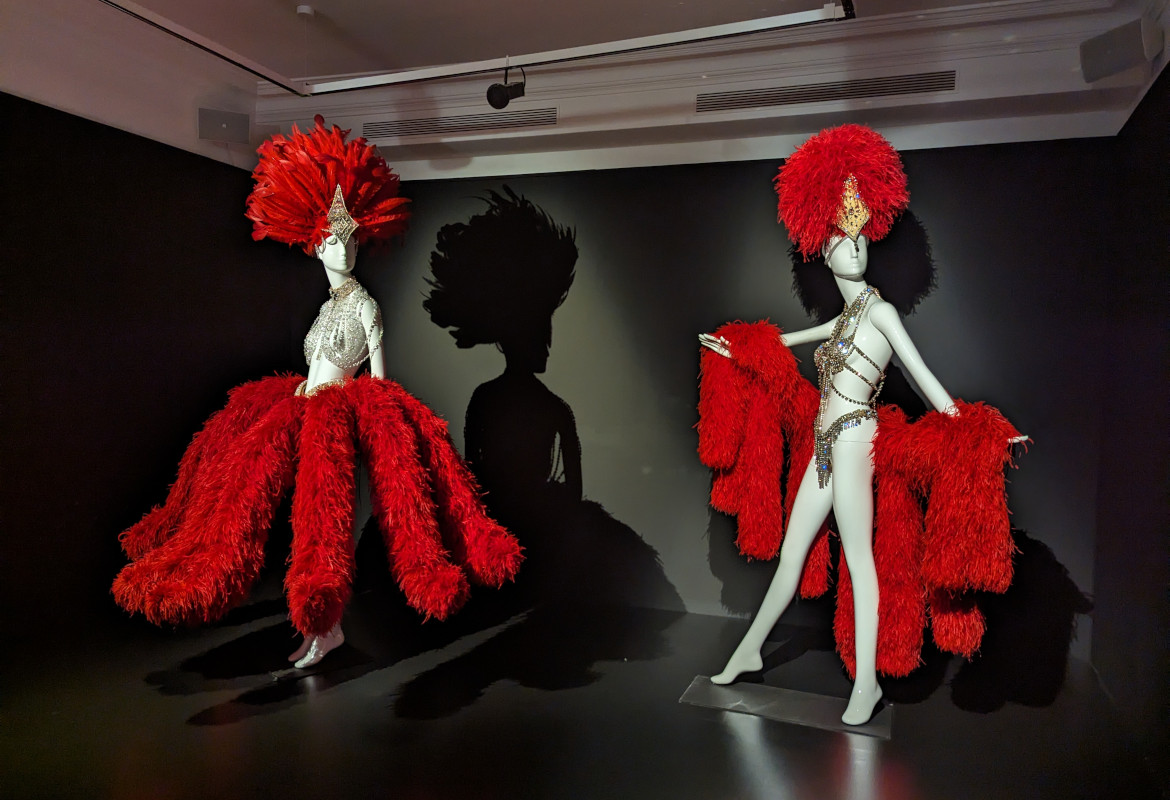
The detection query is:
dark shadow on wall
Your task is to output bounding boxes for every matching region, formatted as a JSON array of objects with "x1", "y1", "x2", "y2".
[
  {"x1": 382, "y1": 187, "x2": 685, "y2": 718},
  {"x1": 790, "y1": 210, "x2": 938, "y2": 323}
]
